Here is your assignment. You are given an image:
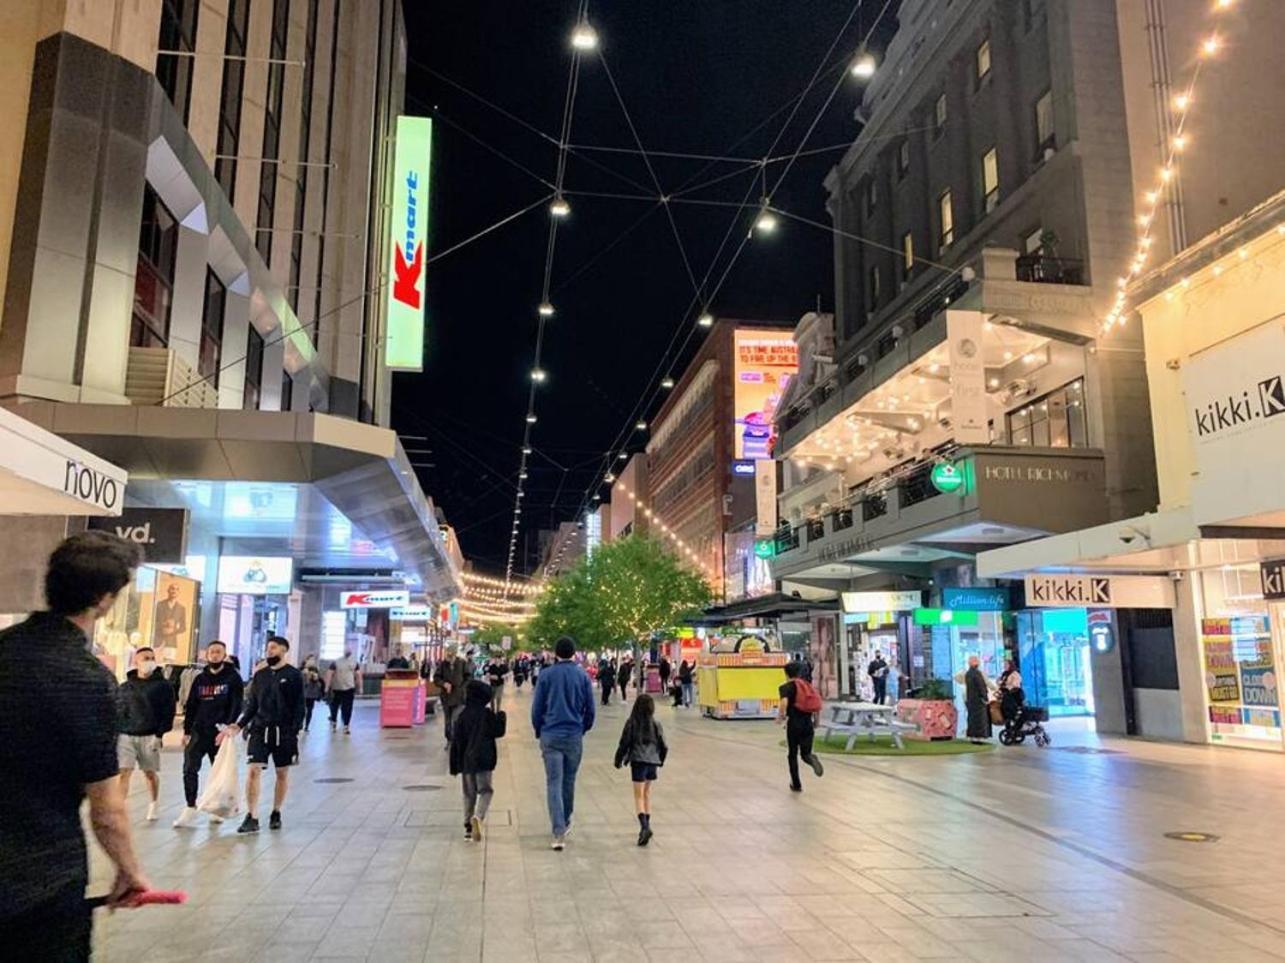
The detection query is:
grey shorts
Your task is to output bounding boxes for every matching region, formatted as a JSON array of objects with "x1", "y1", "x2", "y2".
[{"x1": 118, "y1": 733, "x2": 162, "y2": 772}]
